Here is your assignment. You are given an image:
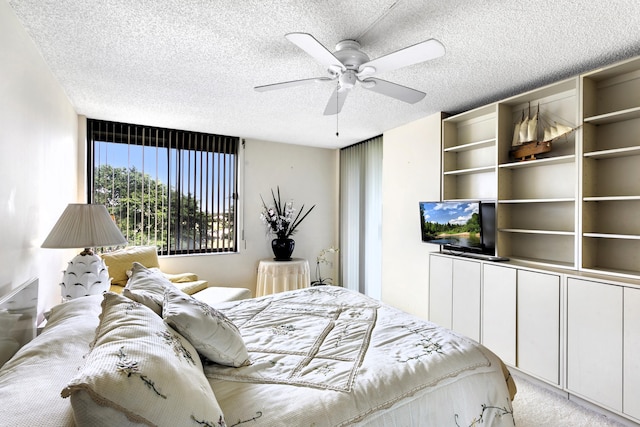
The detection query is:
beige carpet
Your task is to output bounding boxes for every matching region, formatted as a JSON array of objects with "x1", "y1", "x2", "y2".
[{"x1": 512, "y1": 376, "x2": 632, "y2": 427}]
